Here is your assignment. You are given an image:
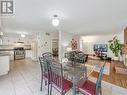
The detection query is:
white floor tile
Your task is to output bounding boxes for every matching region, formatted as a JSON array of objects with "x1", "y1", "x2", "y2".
[{"x1": 0, "y1": 58, "x2": 126, "y2": 95}]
